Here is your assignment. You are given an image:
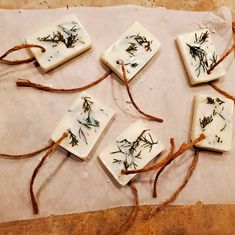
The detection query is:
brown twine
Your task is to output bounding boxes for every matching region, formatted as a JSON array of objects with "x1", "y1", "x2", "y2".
[
  {"x1": 16, "y1": 70, "x2": 111, "y2": 93},
  {"x1": 207, "y1": 44, "x2": 235, "y2": 74},
  {"x1": 145, "y1": 149, "x2": 199, "y2": 220},
  {"x1": 0, "y1": 44, "x2": 45, "y2": 65},
  {"x1": 113, "y1": 181, "x2": 139, "y2": 235},
  {"x1": 209, "y1": 82, "x2": 235, "y2": 103},
  {"x1": 30, "y1": 132, "x2": 68, "y2": 214},
  {"x1": 152, "y1": 138, "x2": 175, "y2": 198},
  {"x1": 121, "y1": 134, "x2": 205, "y2": 175},
  {"x1": 120, "y1": 62, "x2": 163, "y2": 122},
  {"x1": 0, "y1": 142, "x2": 54, "y2": 159}
]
